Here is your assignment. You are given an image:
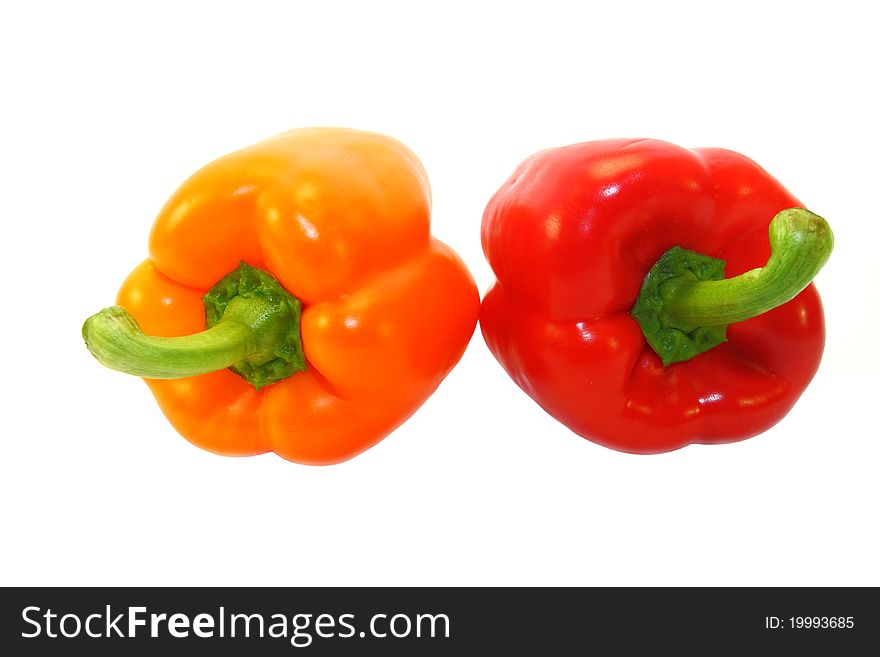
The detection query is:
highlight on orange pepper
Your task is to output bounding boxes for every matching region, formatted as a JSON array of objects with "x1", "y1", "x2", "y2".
[{"x1": 83, "y1": 128, "x2": 479, "y2": 464}]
